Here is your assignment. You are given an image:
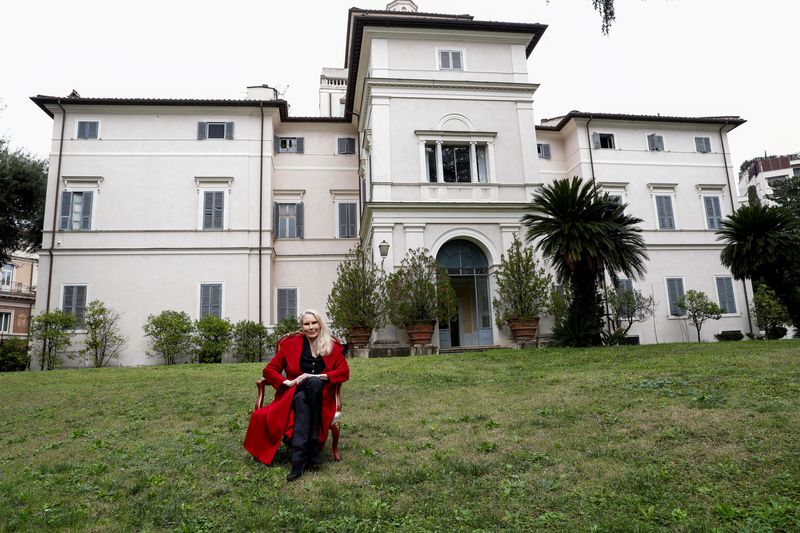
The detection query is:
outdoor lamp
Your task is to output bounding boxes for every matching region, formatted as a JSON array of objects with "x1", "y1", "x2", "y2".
[{"x1": 378, "y1": 240, "x2": 389, "y2": 269}]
